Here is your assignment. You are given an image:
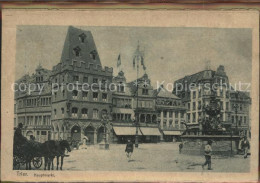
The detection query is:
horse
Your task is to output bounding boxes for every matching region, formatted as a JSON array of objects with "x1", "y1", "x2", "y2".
[{"x1": 46, "y1": 140, "x2": 71, "y2": 170}]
